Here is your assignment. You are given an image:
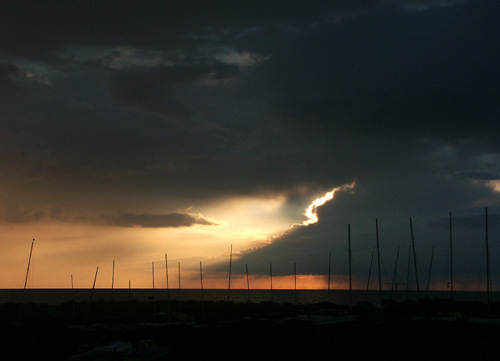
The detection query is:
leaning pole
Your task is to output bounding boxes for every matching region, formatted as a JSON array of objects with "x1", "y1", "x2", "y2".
[{"x1": 24, "y1": 238, "x2": 35, "y2": 290}]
